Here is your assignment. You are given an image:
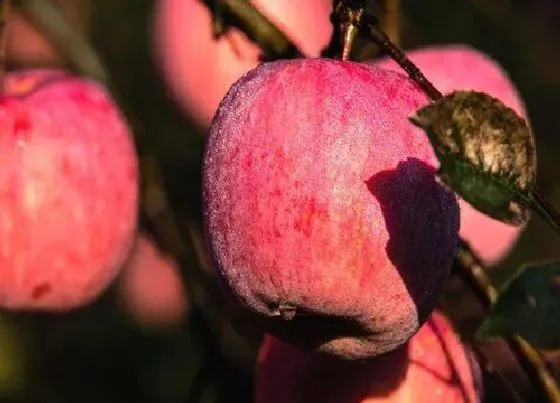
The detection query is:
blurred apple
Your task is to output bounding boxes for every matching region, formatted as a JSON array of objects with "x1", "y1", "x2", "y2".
[
  {"x1": 118, "y1": 234, "x2": 188, "y2": 329},
  {"x1": 7, "y1": 0, "x2": 89, "y2": 68},
  {"x1": 152, "y1": 0, "x2": 333, "y2": 127},
  {"x1": 0, "y1": 68, "x2": 138, "y2": 311}
]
